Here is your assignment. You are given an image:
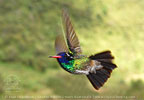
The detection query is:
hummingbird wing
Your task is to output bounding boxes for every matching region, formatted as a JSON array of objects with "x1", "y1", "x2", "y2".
[
  {"x1": 62, "y1": 9, "x2": 82, "y2": 55},
  {"x1": 55, "y1": 34, "x2": 69, "y2": 54}
]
